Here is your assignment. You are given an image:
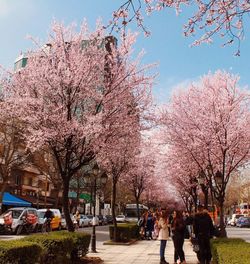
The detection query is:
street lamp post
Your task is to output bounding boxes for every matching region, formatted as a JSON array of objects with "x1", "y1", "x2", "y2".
[
  {"x1": 84, "y1": 164, "x2": 107, "y2": 253},
  {"x1": 91, "y1": 176, "x2": 97, "y2": 253},
  {"x1": 198, "y1": 171, "x2": 209, "y2": 209}
]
